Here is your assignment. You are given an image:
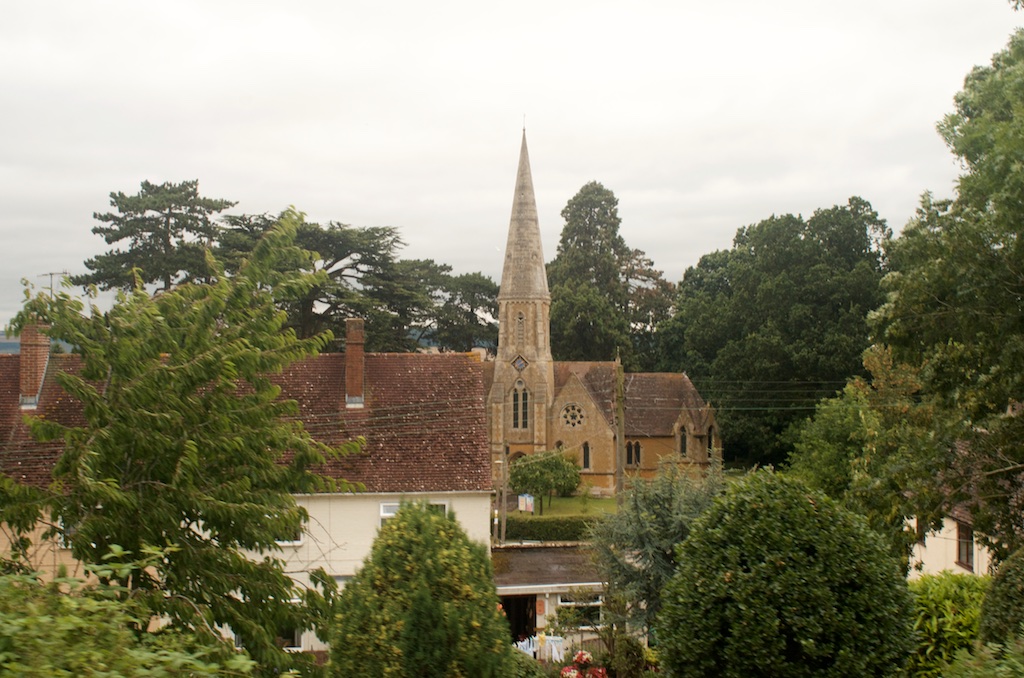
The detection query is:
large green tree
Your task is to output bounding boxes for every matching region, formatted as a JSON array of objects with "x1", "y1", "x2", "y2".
[
  {"x1": 787, "y1": 346, "x2": 952, "y2": 570},
  {"x1": 660, "y1": 197, "x2": 889, "y2": 465},
  {"x1": 658, "y1": 471, "x2": 913, "y2": 678},
  {"x1": 73, "y1": 180, "x2": 236, "y2": 292},
  {"x1": 874, "y1": 31, "x2": 1024, "y2": 558},
  {"x1": 547, "y1": 181, "x2": 674, "y2": 369},
  {"x1": 9, "y1": 210, "x2": 359, "y2": 675},
  {"x1": 218, "y1": 215, "x2": 497, "y2": 352},
  {"x1": 330, "y1": 504, "x2": 513, "y2": 677}
]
